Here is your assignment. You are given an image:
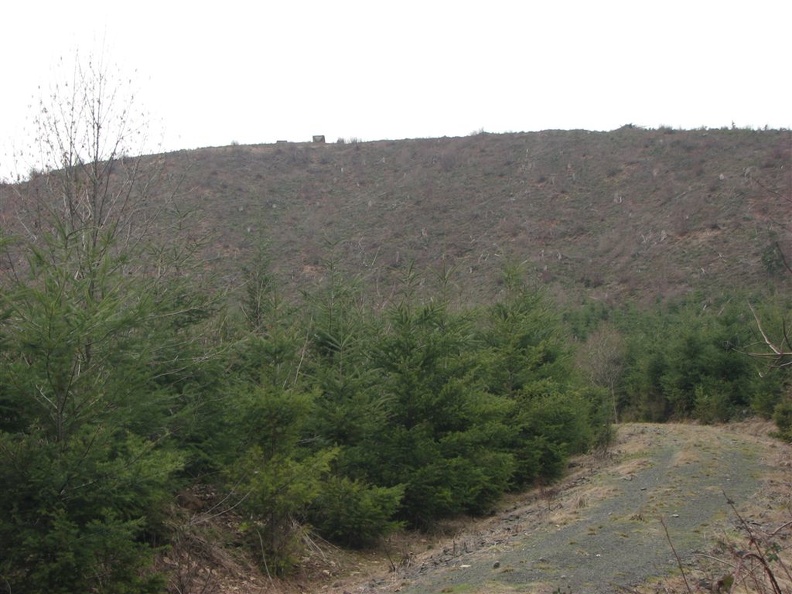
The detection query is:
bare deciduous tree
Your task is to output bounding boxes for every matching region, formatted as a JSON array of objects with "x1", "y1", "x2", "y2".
[
  {"x1": 1, "y1": 51, "x2": 212, "y2": 445},
  {"x1": 575, "y1": 323, "x2": 626, "y2": 422}
]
